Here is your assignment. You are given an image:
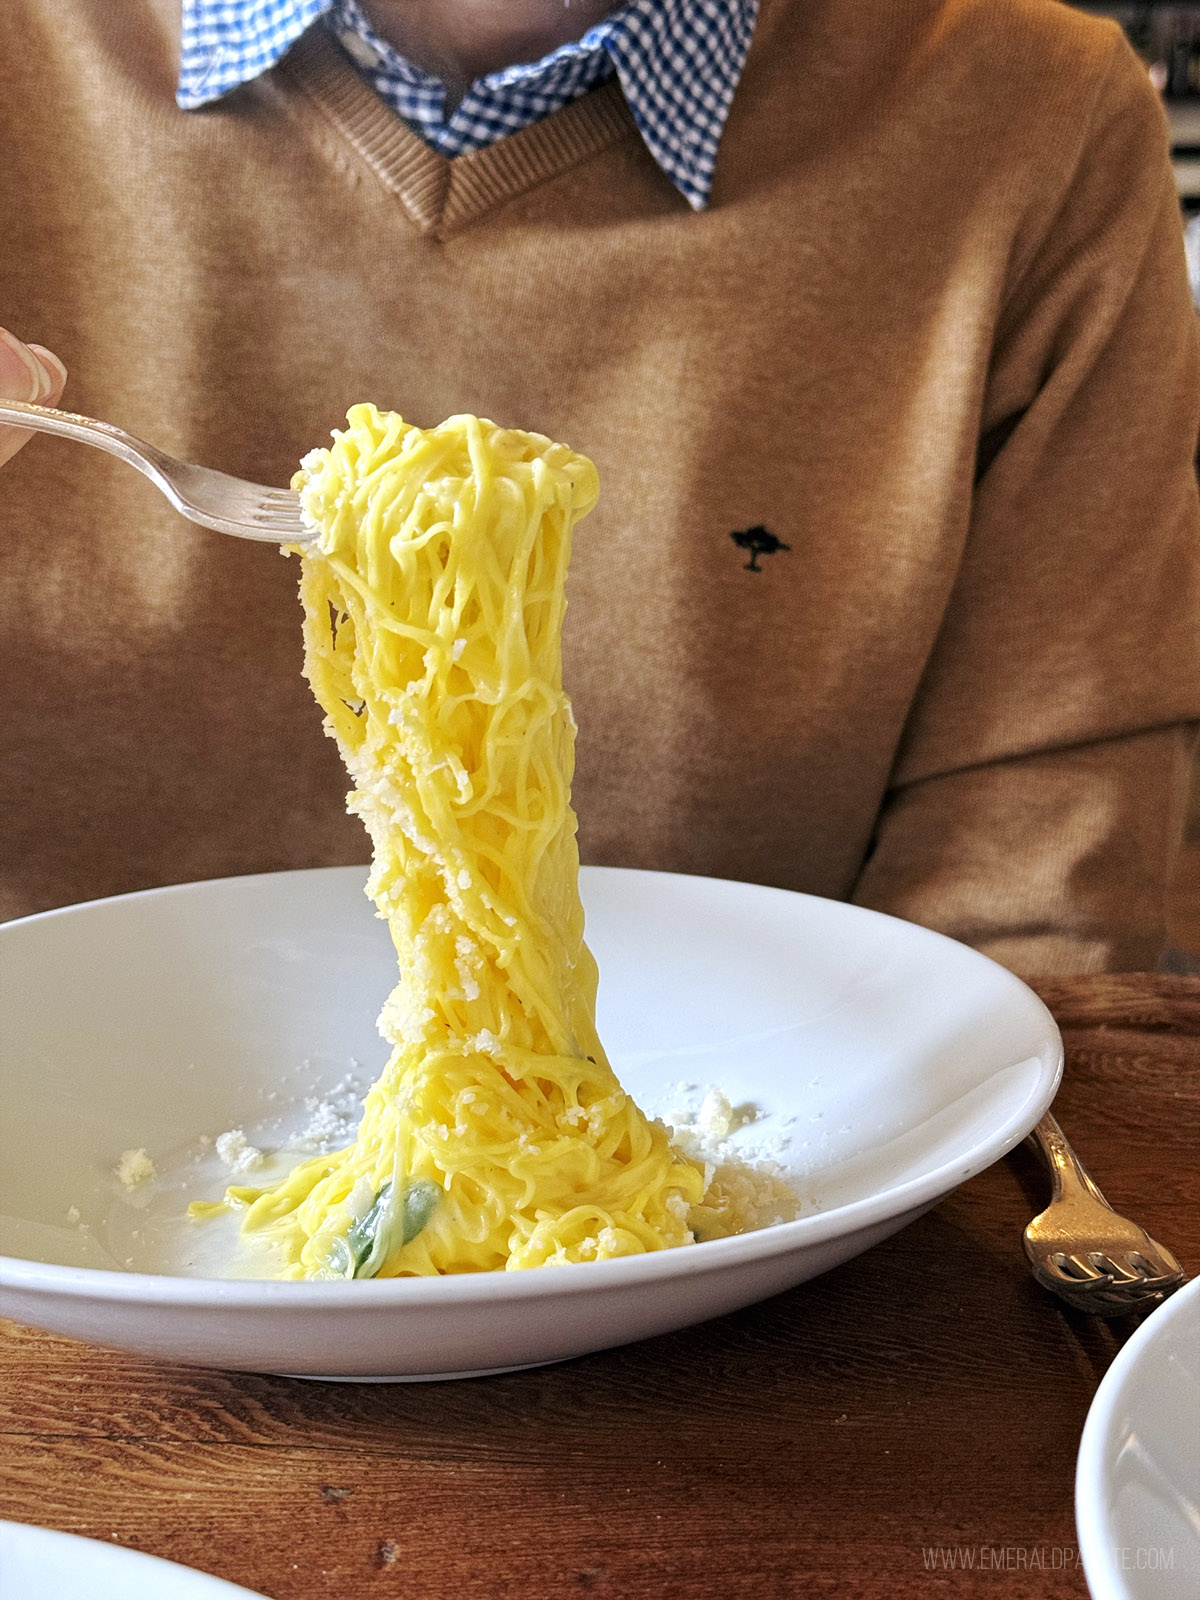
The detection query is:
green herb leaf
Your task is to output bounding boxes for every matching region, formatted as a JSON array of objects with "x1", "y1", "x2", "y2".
[
  {"x1": 330, "y1": 1178, "x2": 440, "y2": 1279},
  {"x1": 346, "y1": 1183, "x2": 393, "y2": 1276},
  {"x1": 400, "y1": 1179, "x2": 439, "y2": 1244}
]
